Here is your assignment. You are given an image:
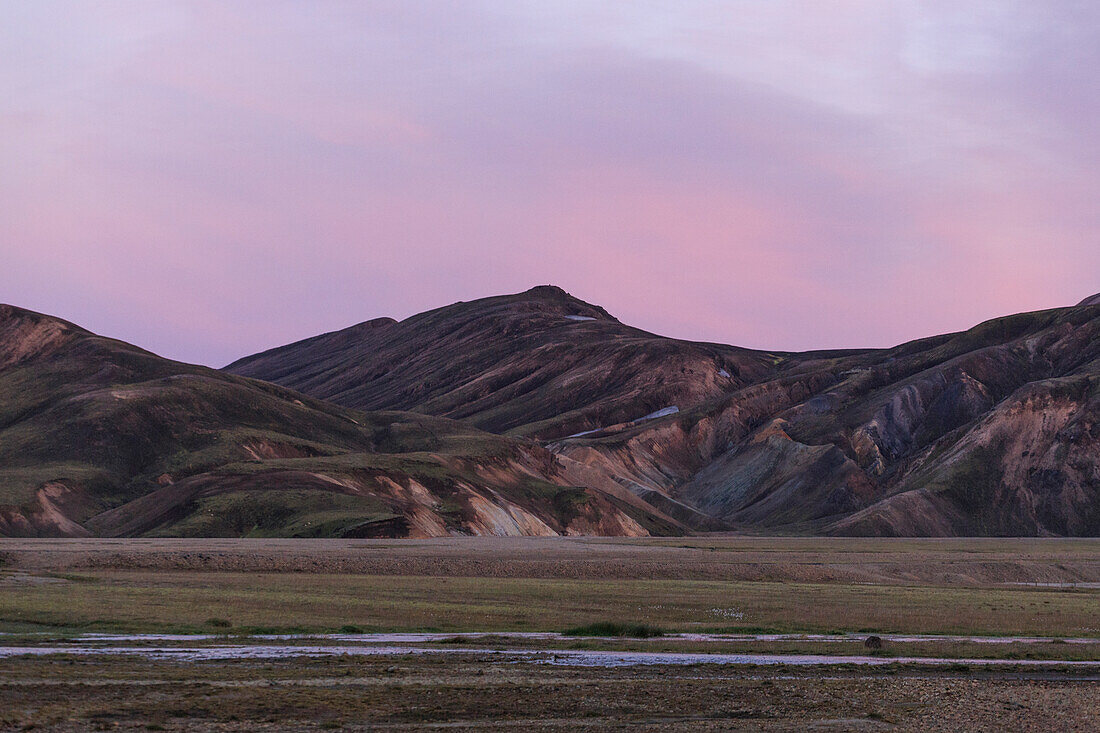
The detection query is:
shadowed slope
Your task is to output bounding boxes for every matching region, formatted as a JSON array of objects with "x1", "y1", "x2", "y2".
[
  {"x1": 0, "y1": 305, "x2": 679, "y2": 538},
  {"x1": 558, "y1": 301, "x2": 1100, "y2": 536}
]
